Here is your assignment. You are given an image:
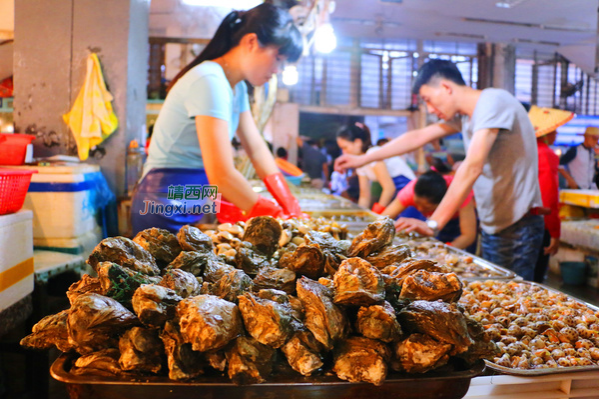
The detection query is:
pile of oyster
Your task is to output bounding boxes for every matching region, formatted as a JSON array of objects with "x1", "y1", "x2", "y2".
[{"x1": 21, "y1": 217, "x2": 496, "y2": 386}]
